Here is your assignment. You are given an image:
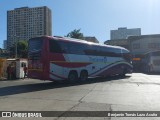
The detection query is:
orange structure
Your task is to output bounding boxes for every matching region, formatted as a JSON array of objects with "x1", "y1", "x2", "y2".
[{"x1": 0, "y1": 58, "x2": 6, "y2": 79}]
